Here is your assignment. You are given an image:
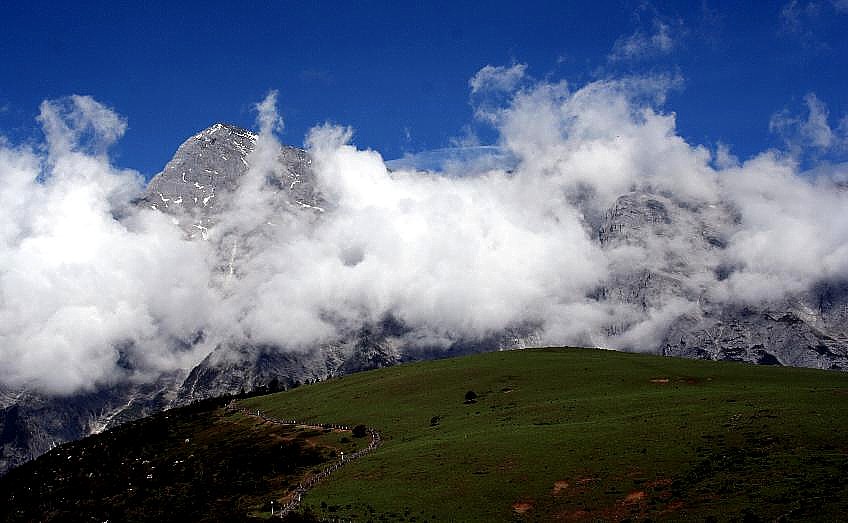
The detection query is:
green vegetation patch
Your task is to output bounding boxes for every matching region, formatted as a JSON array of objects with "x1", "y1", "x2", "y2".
[{"x1": 245, "y1": 348, "x2": 848, "y2": 521}]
